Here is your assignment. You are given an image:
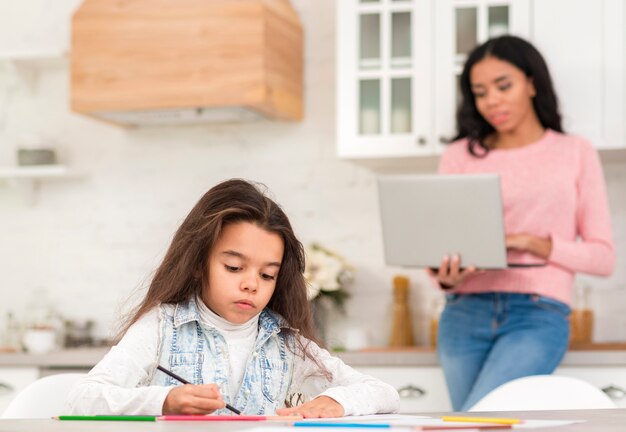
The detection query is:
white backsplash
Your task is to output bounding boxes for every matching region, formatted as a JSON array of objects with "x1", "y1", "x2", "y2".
[{"x1": 0, "y1": 0, "x2": 625, "y2": 347}]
